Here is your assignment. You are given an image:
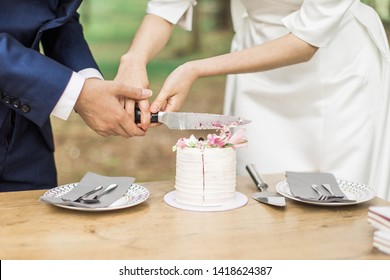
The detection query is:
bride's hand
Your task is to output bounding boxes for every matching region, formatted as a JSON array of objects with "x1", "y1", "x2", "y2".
[
  {"x1": 150, "y1": 62, "x2": 198, "y2": 113},
  {"x1": 115, "y1": 54, "x2": 152, "y2": 131}
]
